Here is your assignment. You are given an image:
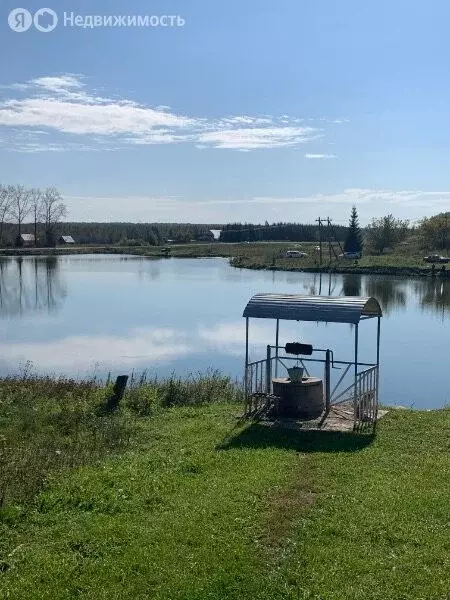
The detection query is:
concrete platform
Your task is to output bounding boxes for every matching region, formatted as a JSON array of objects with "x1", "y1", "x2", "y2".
[{"x1": 258, "y1": 401, "x2": 389, "y2": 433}]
